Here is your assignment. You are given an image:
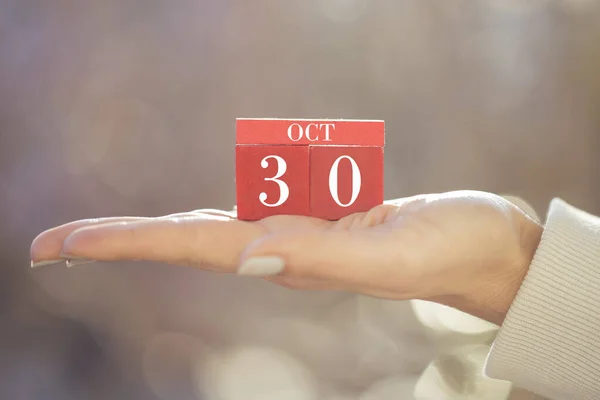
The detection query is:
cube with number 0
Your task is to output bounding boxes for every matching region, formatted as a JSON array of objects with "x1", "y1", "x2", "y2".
[{"x1": 236, "y1": 118, "x2": 385, "y2": 221}]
